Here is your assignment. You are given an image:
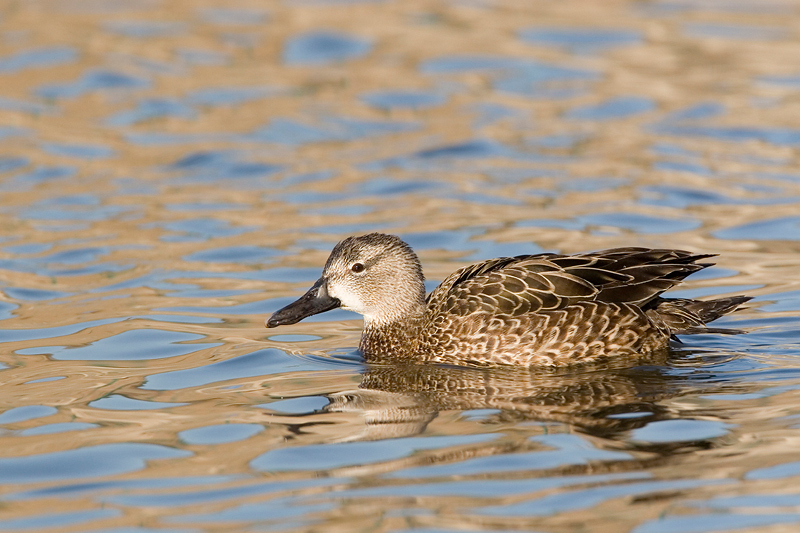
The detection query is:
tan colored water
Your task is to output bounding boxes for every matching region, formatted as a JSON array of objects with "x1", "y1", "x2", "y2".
[{"x1": 1, "y1": 0, "x2": 800, "y2": 531}]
